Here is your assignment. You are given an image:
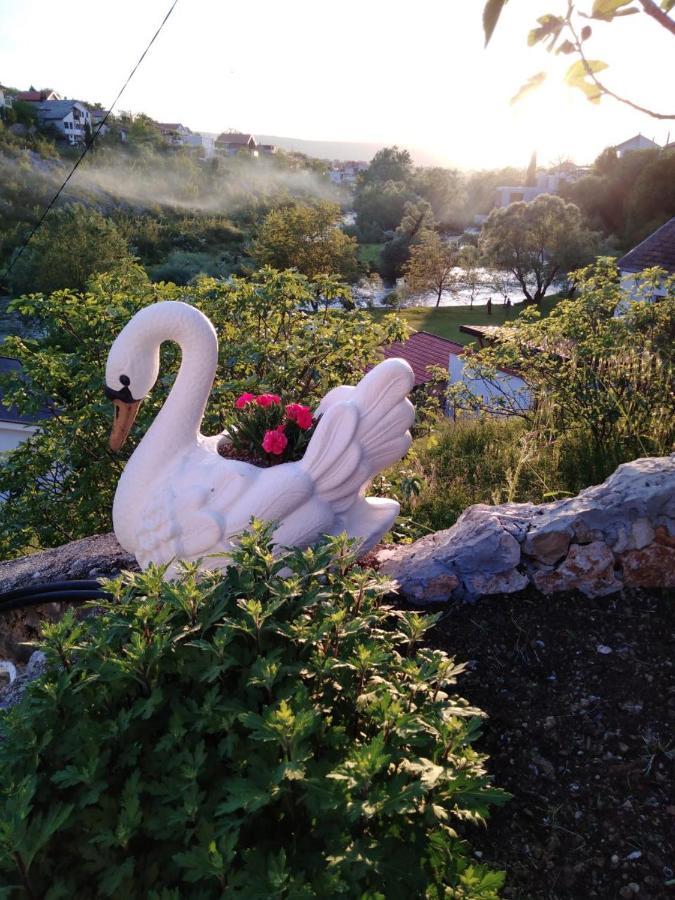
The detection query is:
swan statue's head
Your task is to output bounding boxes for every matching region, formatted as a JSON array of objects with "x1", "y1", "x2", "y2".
[
  {"x1": 104, "y1": 301, "x2": 219, "y2": 452},
  {"x1": 105, "y1": 305, "x2": 164, "y2": 450}
]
